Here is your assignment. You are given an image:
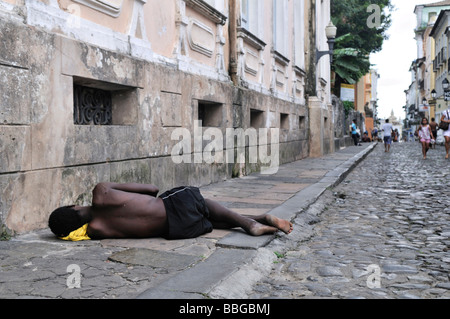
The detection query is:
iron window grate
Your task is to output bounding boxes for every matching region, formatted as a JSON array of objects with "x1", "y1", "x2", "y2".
[{"x1": 73, "y1": 85, "x2": 112, "y2": 125}]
